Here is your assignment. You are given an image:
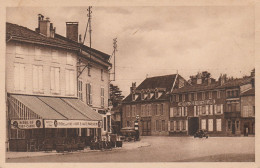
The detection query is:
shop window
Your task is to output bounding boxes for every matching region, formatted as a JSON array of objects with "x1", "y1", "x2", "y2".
[
  {"x1": 14, "y1": 63, "x2": 25, "y2": 91},
  {"x1": 65, "y1": 69, "x2": 75, "y2": 95},
  {"x1": 32, "y1": 65, "x2": 43, "y2": 93},
  {"x1": 50, "y1": 67, "x2": 60, "y2": 94},
  {"x1": 10, "y1": 129, "x2": 25, "y2": 139}
]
